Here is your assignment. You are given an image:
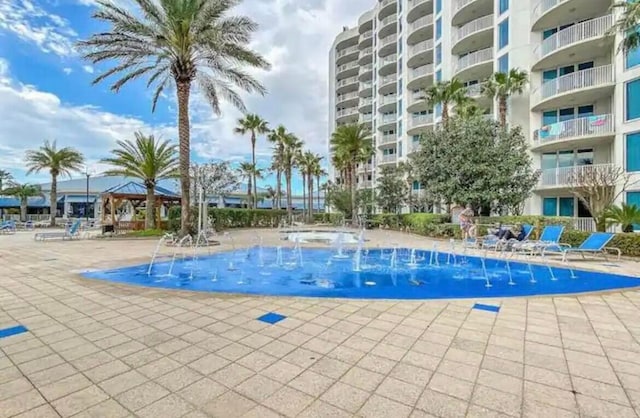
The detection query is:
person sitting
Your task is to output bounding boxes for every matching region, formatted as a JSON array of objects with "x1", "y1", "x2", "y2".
[{"x1": 497, "y1": 224, "x2": 525, "y2": 241}]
